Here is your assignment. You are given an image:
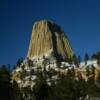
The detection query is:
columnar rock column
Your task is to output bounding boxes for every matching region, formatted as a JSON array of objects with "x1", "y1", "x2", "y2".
[{"x1": 27, "y1": 20, "x2": 74, "y2": 61}]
